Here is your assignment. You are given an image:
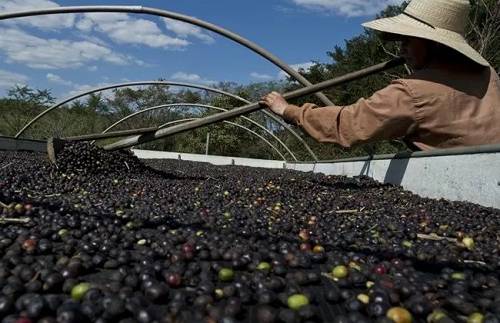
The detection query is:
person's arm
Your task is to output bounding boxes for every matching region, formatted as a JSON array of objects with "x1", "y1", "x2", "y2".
[{"x1": 267, "y1": 80, "x2": 418, "y2": 147}]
